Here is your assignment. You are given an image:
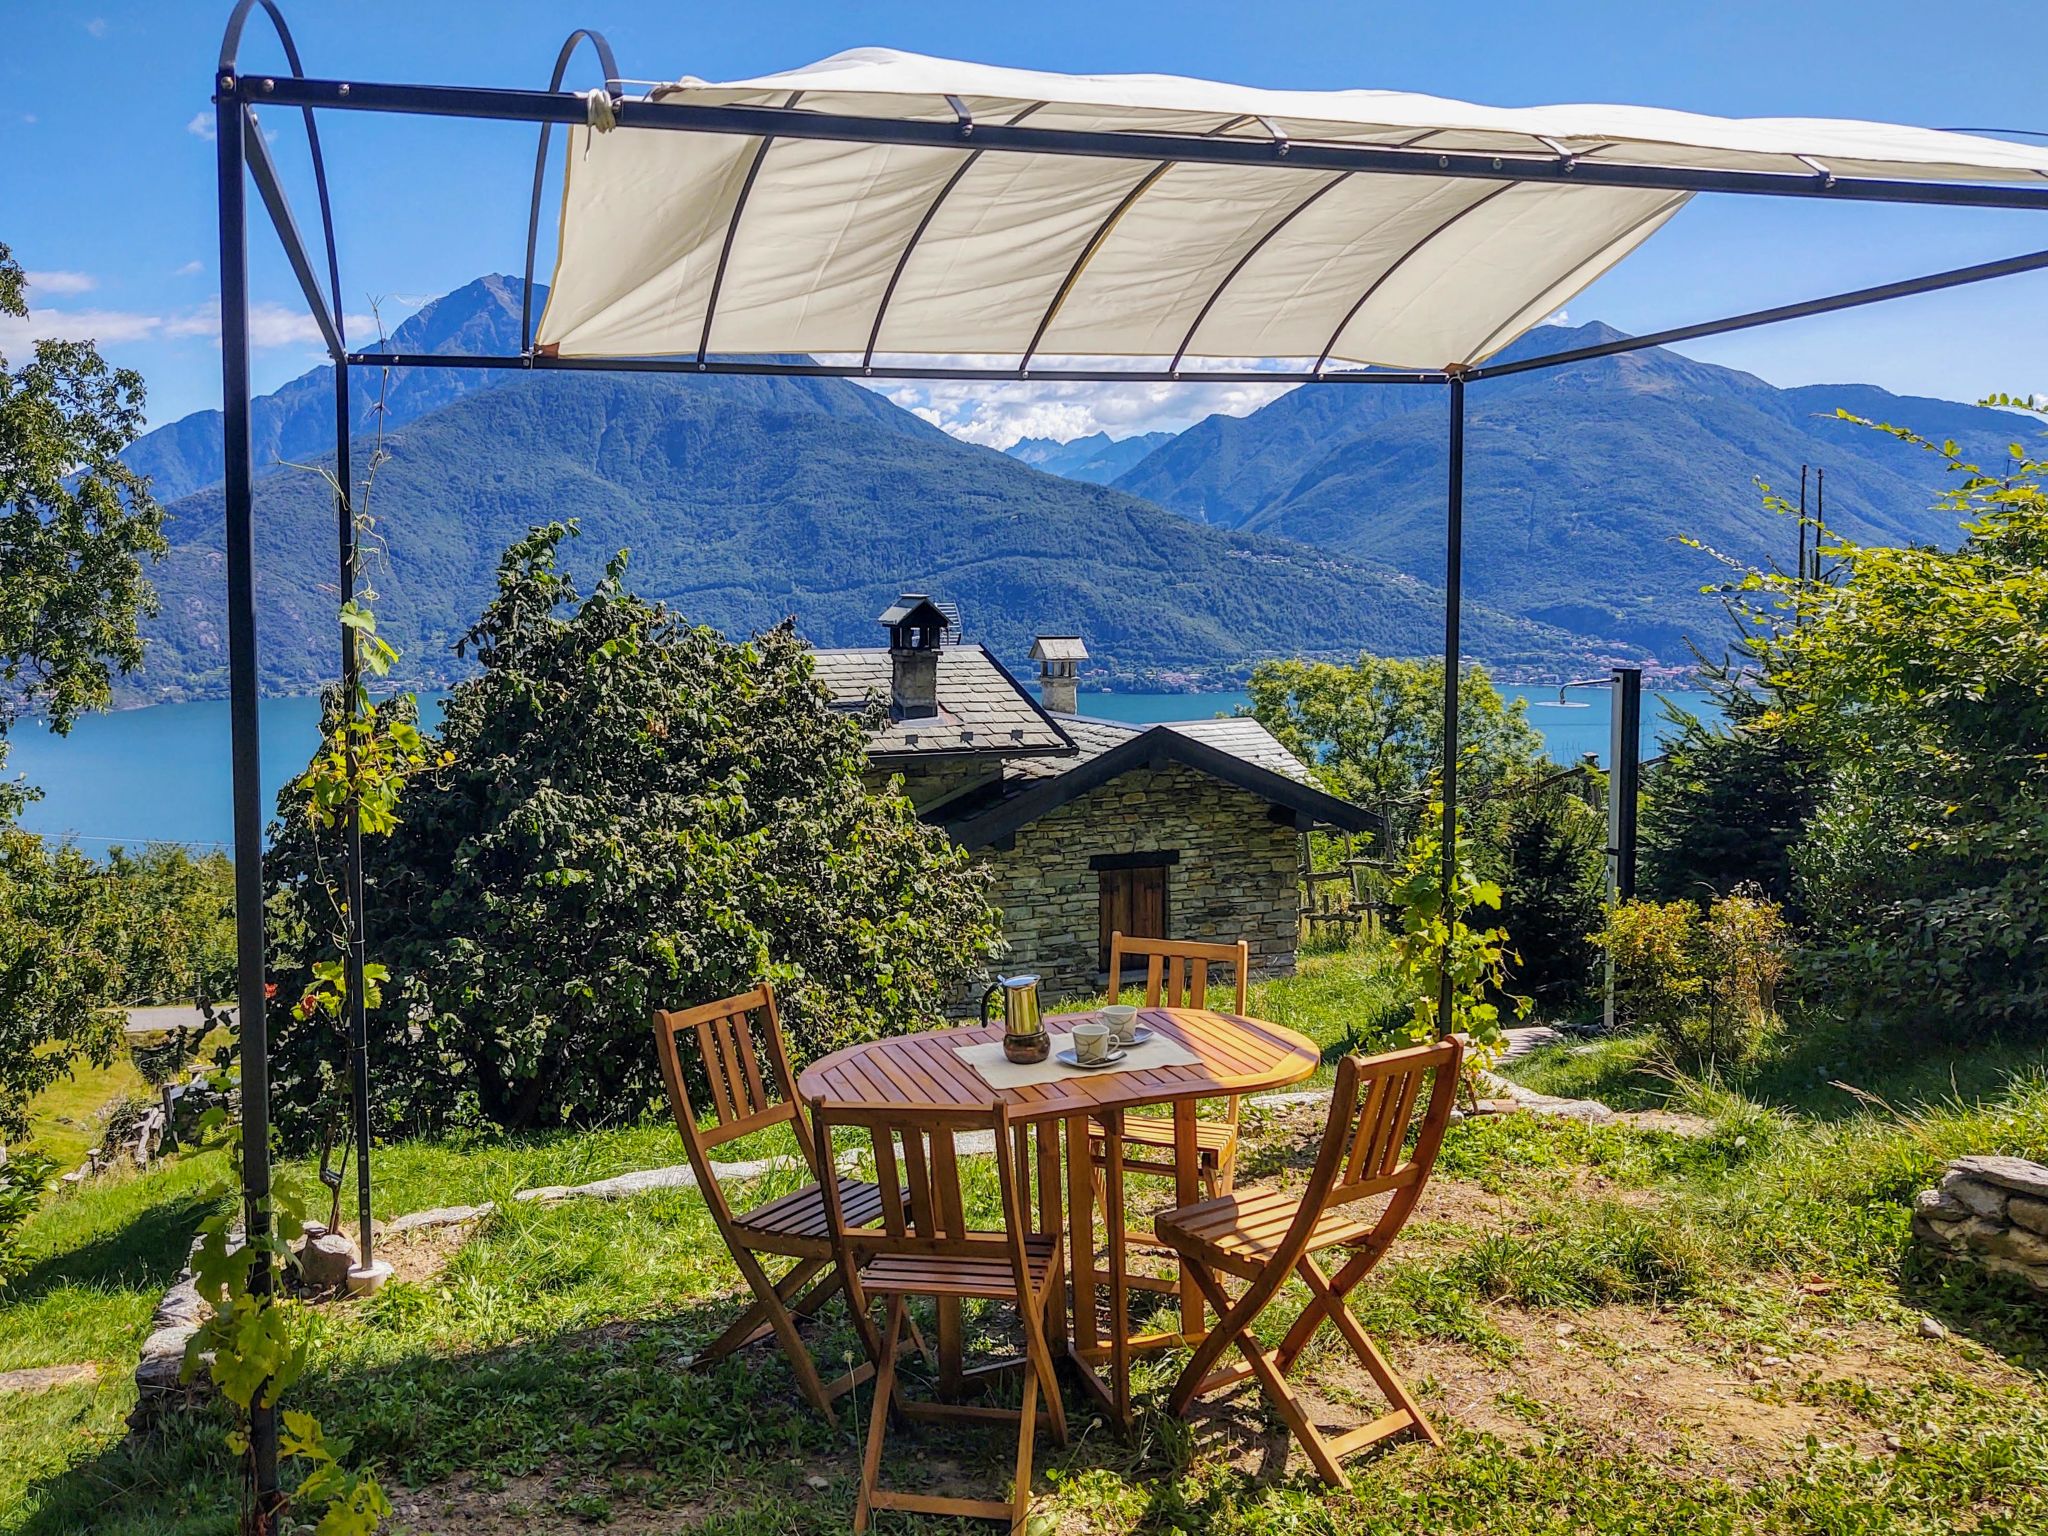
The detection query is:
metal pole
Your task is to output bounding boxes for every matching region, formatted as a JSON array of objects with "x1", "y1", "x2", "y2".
[
  {"x1": 1609, "y1": 667, "x2": 1642, "y2": 906},
  {"x1": 333, "y1": 358, "x2": 372, "y2": 1273},
  {"x1": 214, "y1": 82, "x2": 280, "y2": 1517},
  {"x1": 1438, "y1": 374, "x2": 1466, "y2": 1032}
]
